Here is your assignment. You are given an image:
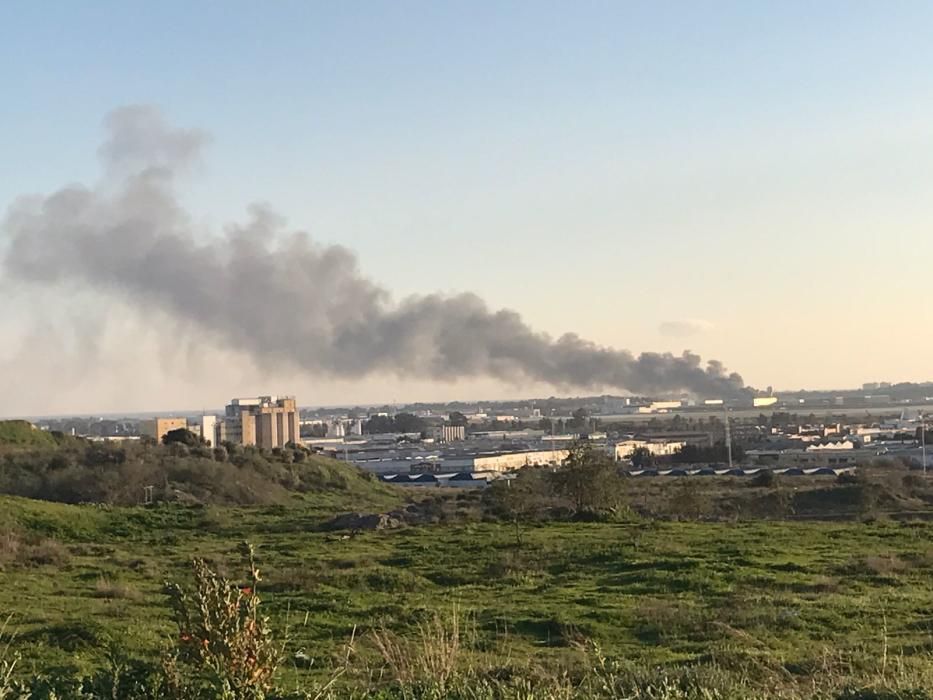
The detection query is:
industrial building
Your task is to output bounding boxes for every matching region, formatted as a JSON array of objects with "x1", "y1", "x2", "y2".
[
  {"x1": 614, "y1": 439, "x2": 685, "y2": 461},
  {"x1": 753, "y1": 396, "x2": 779, "y2": 408},
  {"x1": 217, "y1": 396, "x2": 300, "y2": 449},
  {"x1": 322, "y1": 438, "x2": 569, "y2": 476},
  {"x1": 746, "y1": 447, "x2": 869, "y2": 468},
  {"x1": 459, "y1": 449, "x2": 568, "y2": 472},
  {"x1": 428, "y1": 425, "x2": 466, "y2": 442}
]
